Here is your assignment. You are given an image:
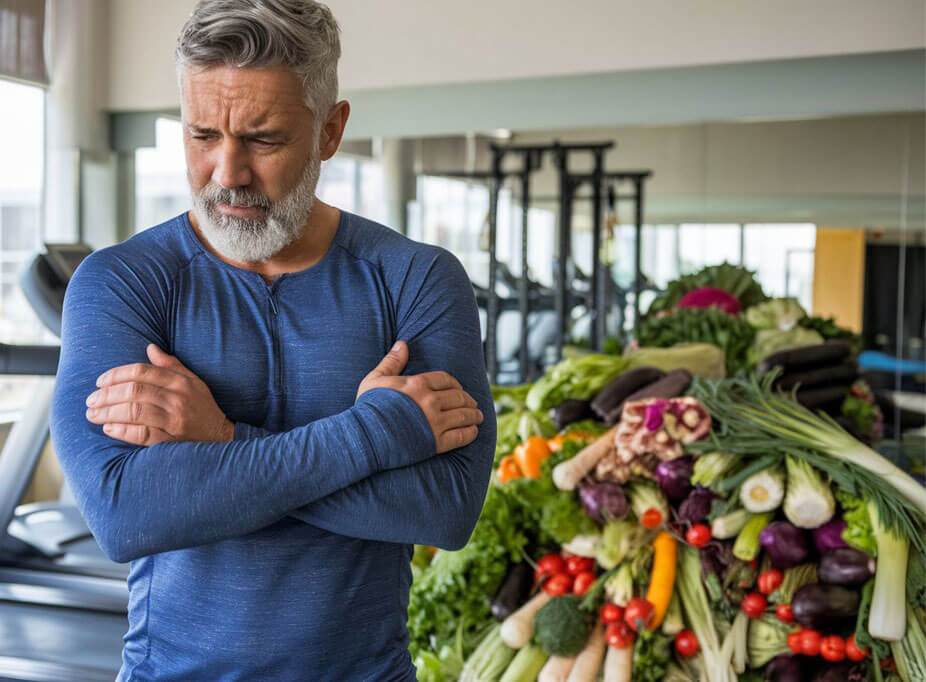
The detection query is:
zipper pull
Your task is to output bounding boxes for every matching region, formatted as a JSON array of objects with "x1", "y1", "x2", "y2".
[{"x1": 268, "y1": 296, "x2": 278, "y2": 315}]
